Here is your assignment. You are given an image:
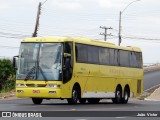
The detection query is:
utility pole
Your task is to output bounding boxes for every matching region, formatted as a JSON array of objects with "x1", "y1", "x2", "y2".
[
  {"x1": 118, "y1": 0, "x2": 140, "y2": 46},
  {"x1": 118, "y1": 11, "x2": 122, "y2": 46},
  {"x1": 32, "y1": 2, "x2": 42, "y2": 37},
  {"x1": 100, "y1": 26, "x2": 112, "y2": 41}
]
